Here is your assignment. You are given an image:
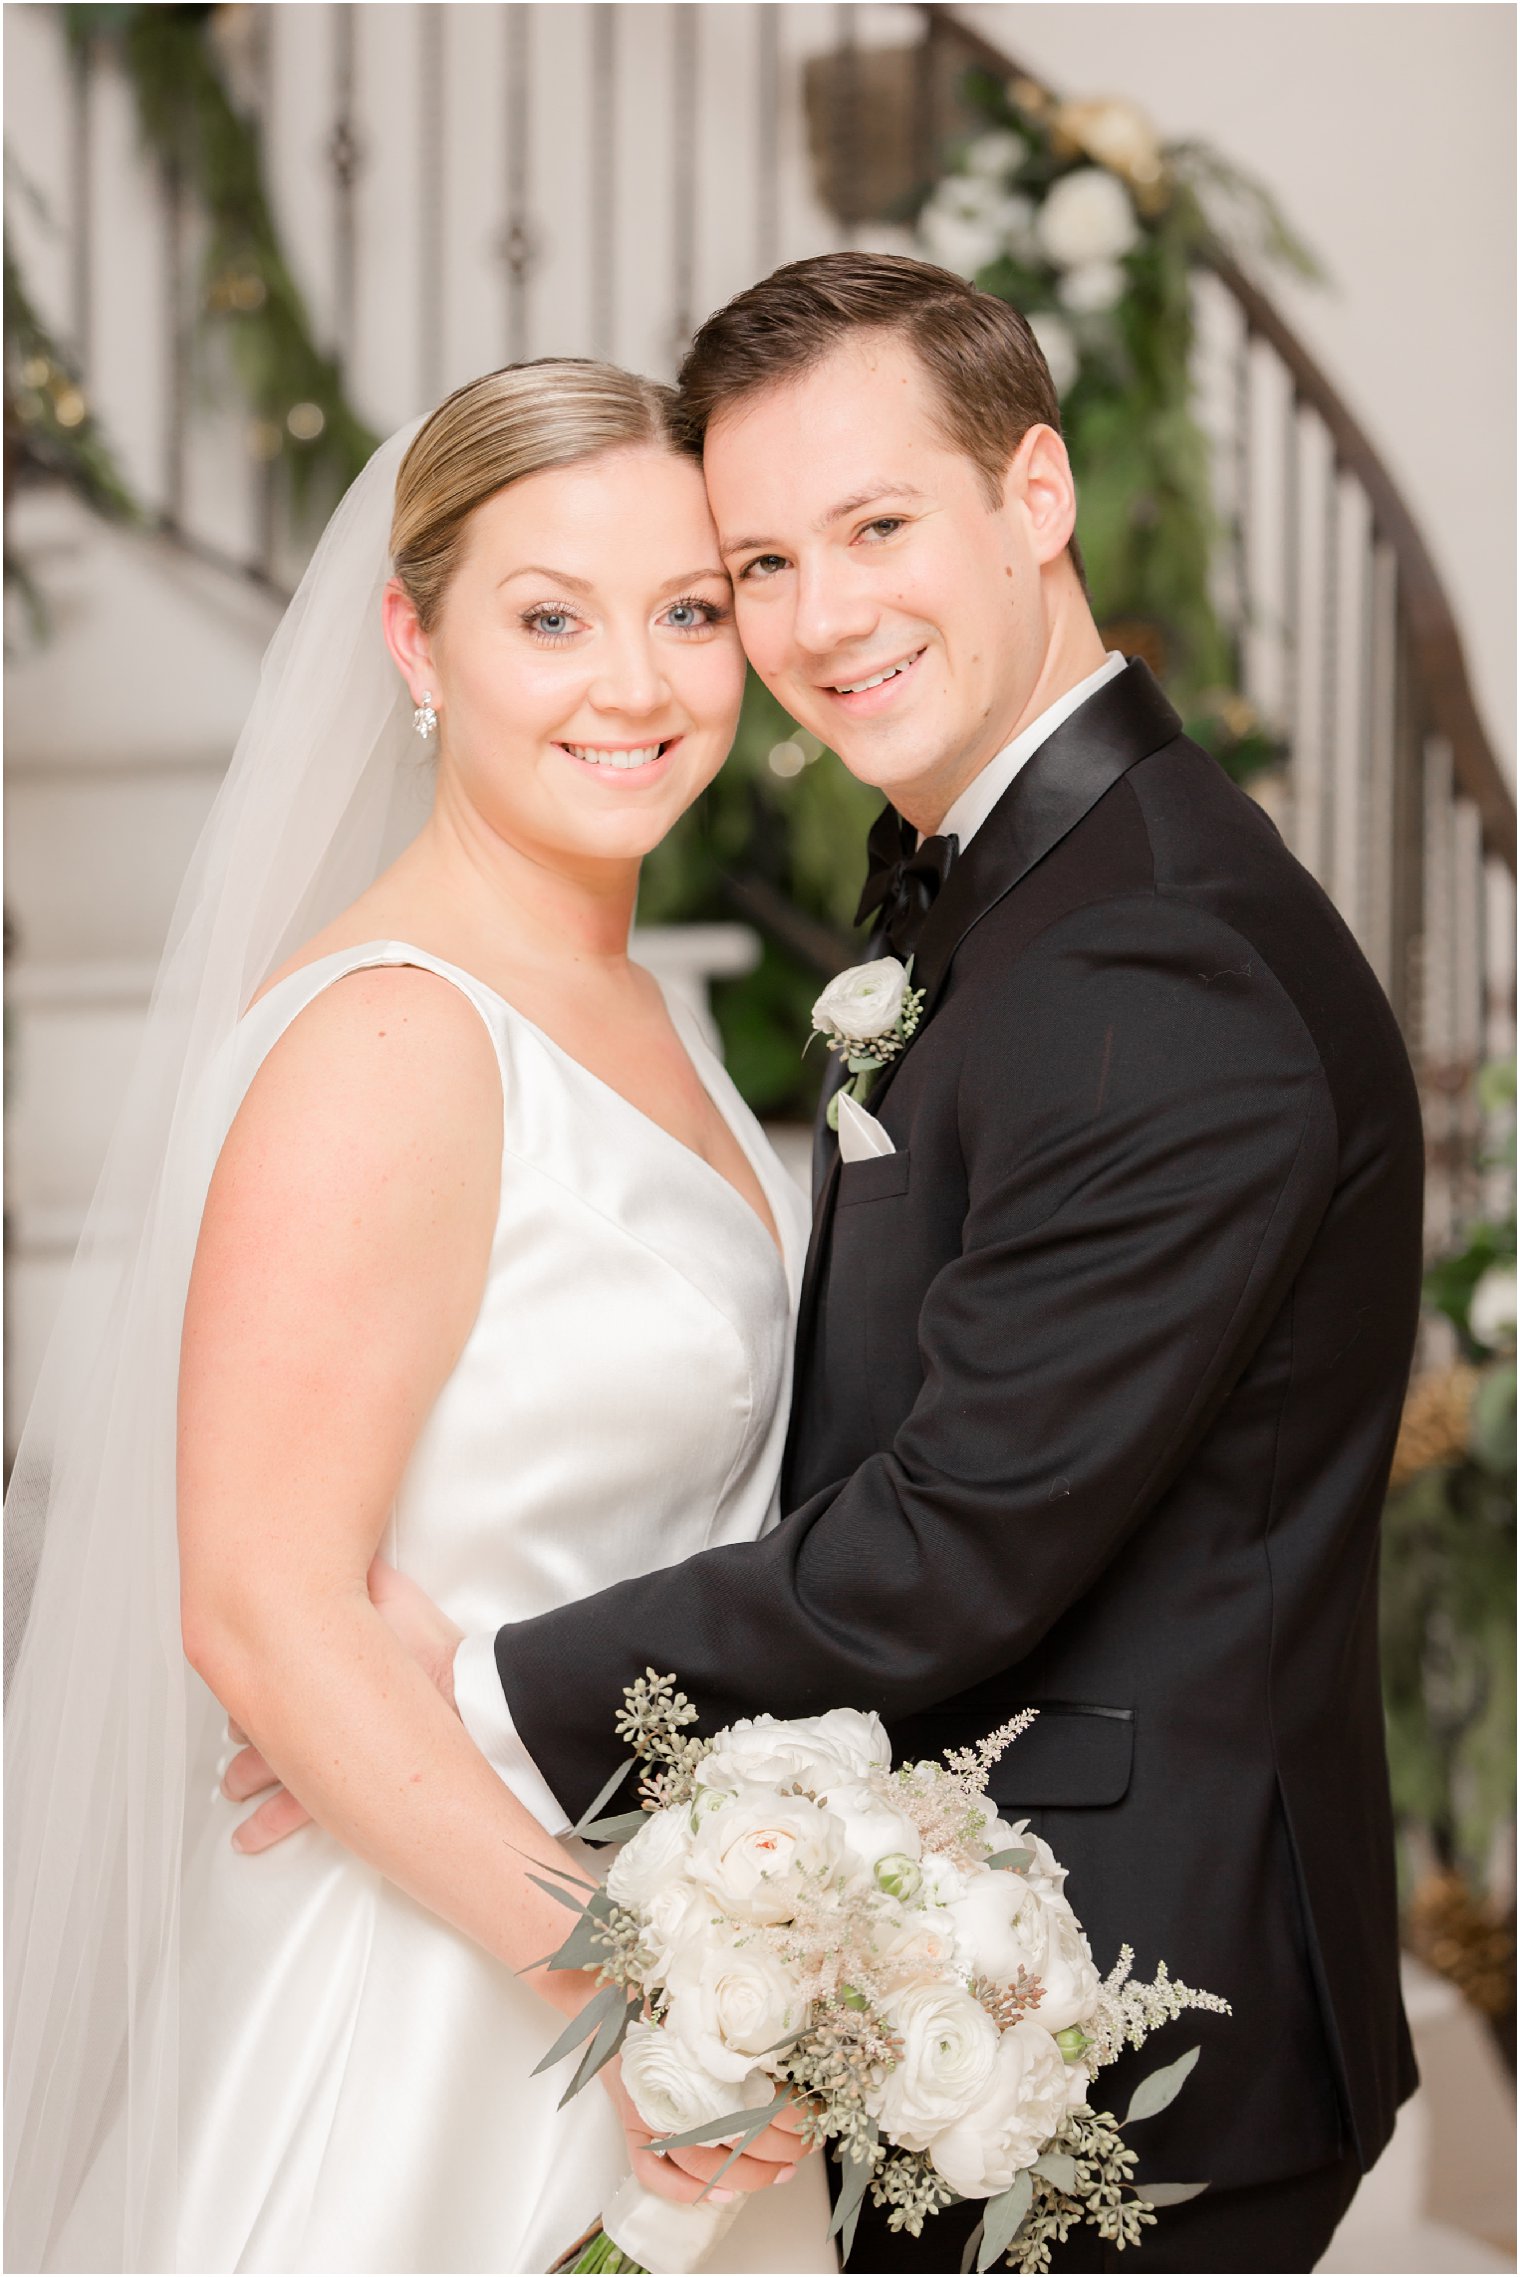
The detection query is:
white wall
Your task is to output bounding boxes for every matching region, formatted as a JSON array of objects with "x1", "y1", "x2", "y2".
[{"x1": 963, "y1": 2, "x2": 1517, "y2": 783}]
